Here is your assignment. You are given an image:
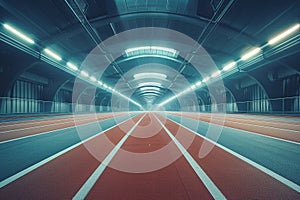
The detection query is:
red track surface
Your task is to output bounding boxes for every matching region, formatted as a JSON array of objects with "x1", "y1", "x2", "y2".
[
  {"x1": 0, "y1": 113, "x2": 125, "y2": 142},
  {"x1": 0, "y1": 113, "x2": 299, "y2": 199},
  {"x1": 171, "y1": 112, "x2": 300, "y2": 143}
]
